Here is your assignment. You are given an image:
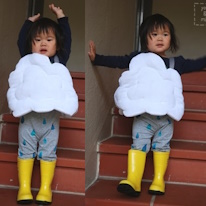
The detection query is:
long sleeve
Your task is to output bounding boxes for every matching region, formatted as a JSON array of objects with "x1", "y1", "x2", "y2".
[
  {"x1": 93, "y1": 50, "x2": 139, "y2": 69},
  {"x1": 57, "y1": 17, "x2": 72, "y2": 65},
  {"x1": 17, "y1": 20, "x2": 33, "y2": 57},
  {"x1": 176, "y1": 56, "x2": 206, "y2": 75},
  {"x1": 93, "y1": 50, "x2": 206, "y2": 74}
]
